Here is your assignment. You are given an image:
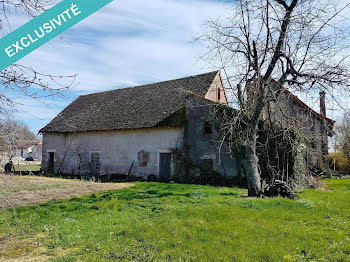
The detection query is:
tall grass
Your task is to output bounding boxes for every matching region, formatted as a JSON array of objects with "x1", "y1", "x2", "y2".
[{"x1": 0, "y1": 179, "x2": 349, "y2": 261}]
